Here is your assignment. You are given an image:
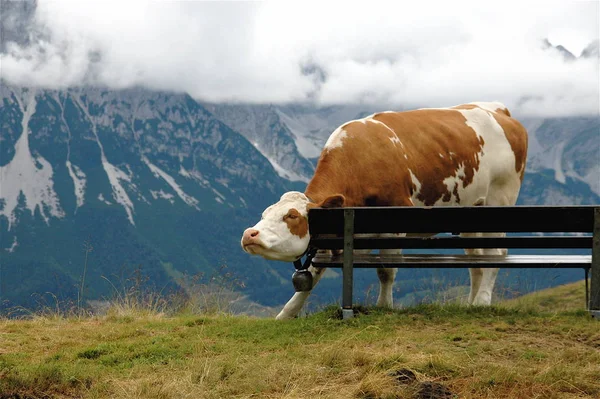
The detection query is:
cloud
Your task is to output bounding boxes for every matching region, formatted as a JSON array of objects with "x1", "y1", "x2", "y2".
[{"x1": 1, "y1": 0, "x2": 598, "y2": 116}]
